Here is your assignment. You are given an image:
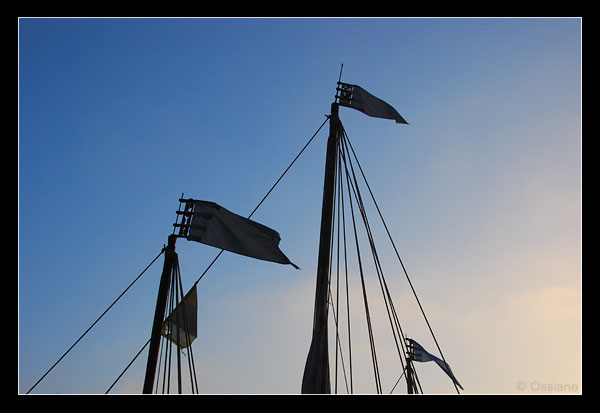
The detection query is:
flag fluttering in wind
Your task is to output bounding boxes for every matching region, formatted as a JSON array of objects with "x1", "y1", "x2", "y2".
[
  {"x1": 162, "y1": 284, "x2": 197, "y2": 349},
  {"x1": 408, "y1": 339, "x2": 463, "y2": 390},
  {"x1": 337, "y1": 82, "x2": 408, "y2": 124},
  {"x1": 186, "y1": 200, "x2": 299, "y2": 269}
]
